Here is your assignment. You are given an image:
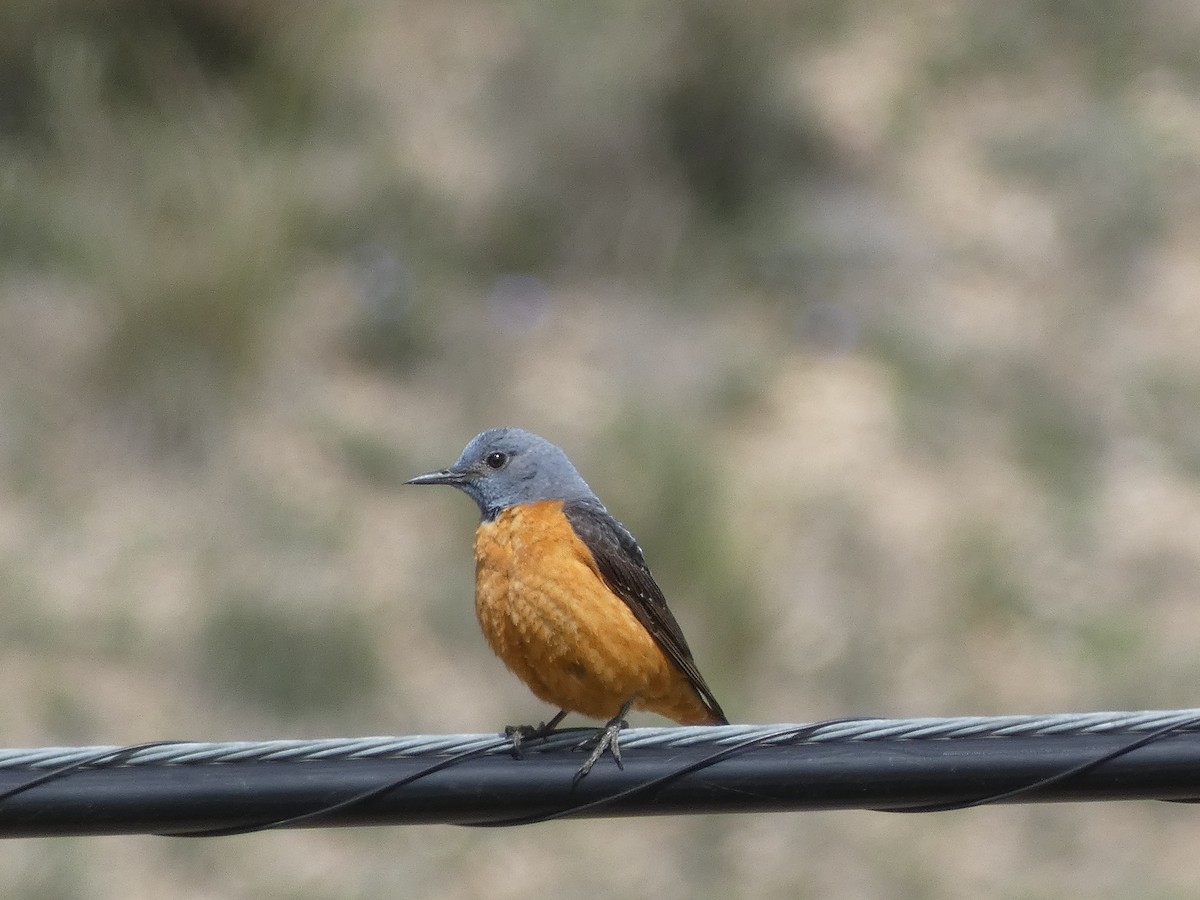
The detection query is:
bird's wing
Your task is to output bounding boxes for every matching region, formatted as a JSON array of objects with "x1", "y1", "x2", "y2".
[{"x1": 562, "y1": 498, "x2": 729, "y2": 725}]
